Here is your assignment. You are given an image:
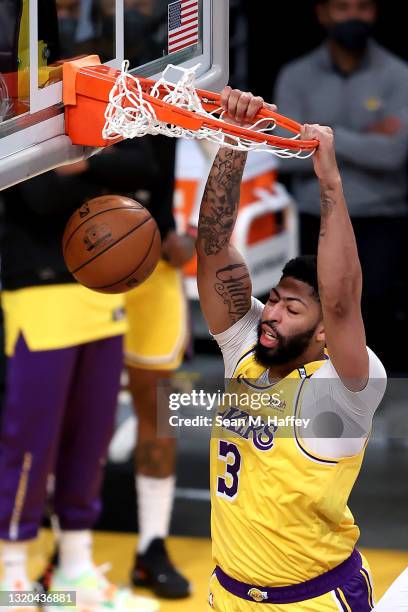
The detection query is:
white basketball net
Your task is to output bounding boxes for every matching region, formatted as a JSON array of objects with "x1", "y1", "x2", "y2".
[{"x1": 102, "y1": 61, "x2": 314, "y2": 159}]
